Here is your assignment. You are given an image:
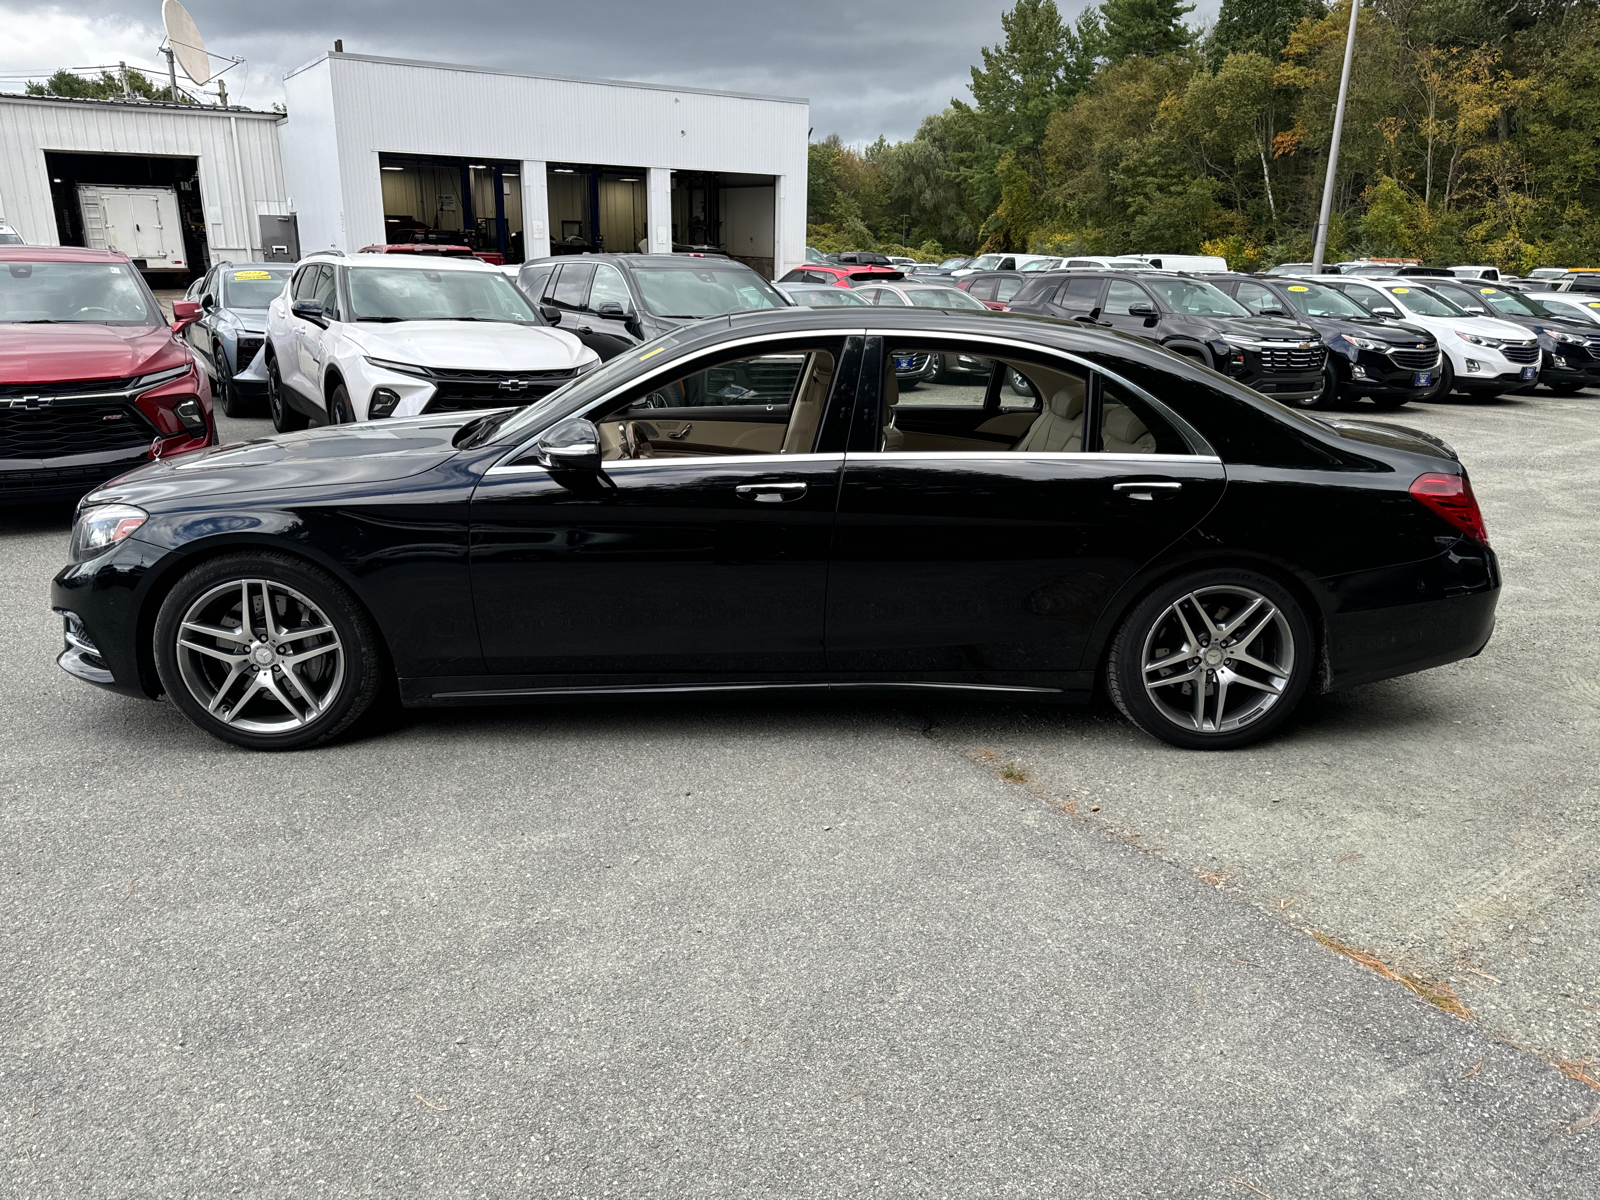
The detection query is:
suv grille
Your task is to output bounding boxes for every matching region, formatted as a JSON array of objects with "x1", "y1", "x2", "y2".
[
  {"x1": 1259, "y1": 346, "x2": 1324, "y2": 372},
  {"x1": 0, "y1": 401, "x2": 155, "y2": 460},
  {"x1": 0, "y1": 376, "x2": 139, "y2": 401},
  {"x1": 422, "y1": 367, "x2": 581, "y2": 414},
  {"x1": 1387, "y1": 347, "x2": 1439, "y2": 370},
  {"x1": 1501, "y1": 344, "x2": 1540, "y2": 364}
]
